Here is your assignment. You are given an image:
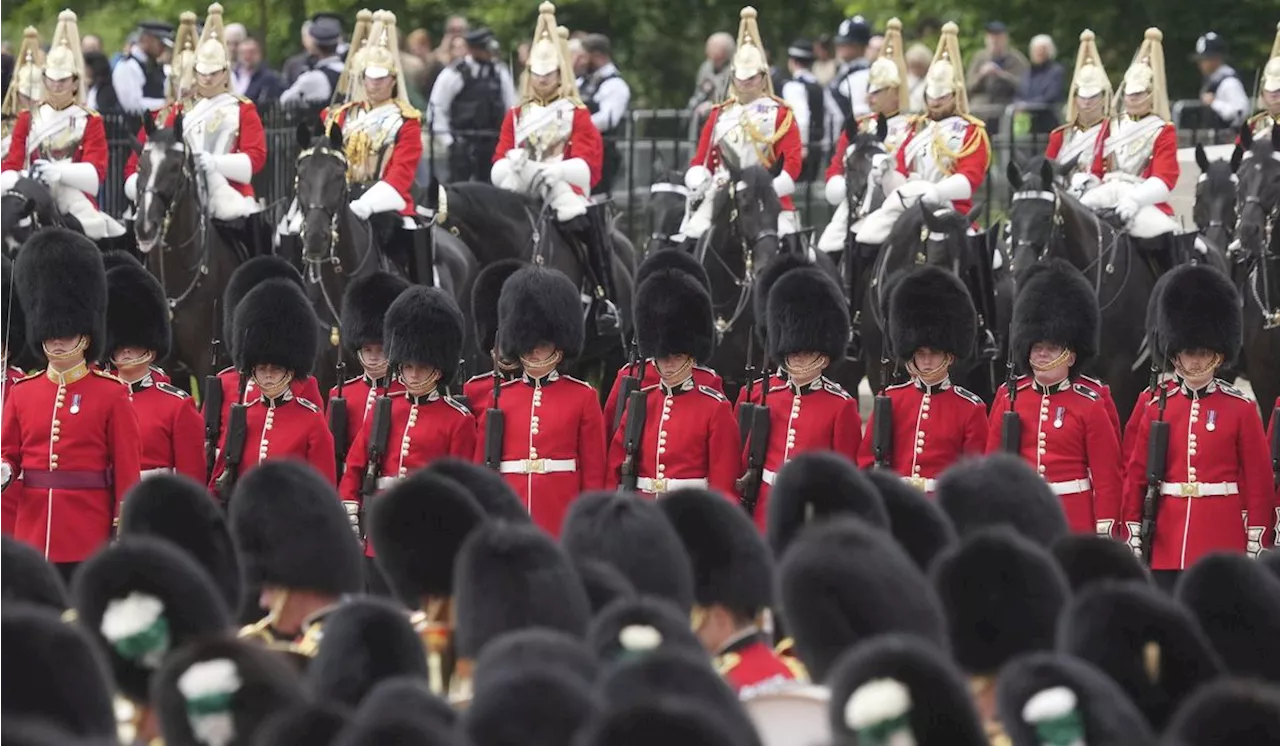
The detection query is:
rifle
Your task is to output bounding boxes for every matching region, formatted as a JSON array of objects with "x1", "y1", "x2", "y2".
[
  {"x1": 613, "y1": 343, "x2": 642, "y2": 435},
  {"x1": 202, "y1": 333, "x2": 224, "y2": 481},
  {"x1": 453, "y1": 357, "x2": 470, "y2": 411},
  {"x1": 359, "y1": 388, "x2": 394, "y2": 535},
  {"x1": 1139, "y1": 372, "x2": 1171, "y2": 567},
  {"x1": 618, "y1": 358, "x2": 648, "y2": 492},
  {"x1": 738, "y1": 329, "x2": 759, "y2": 447},
  {"x1": 999, "y1": 360, "x2": 1021, "y2": 454},
  {"x1": 736, "y1": 346, "x2": 771, "y2": 517},
  {"x1": 872, "y1": 393, "x2": 893, "y2": 469},
  {"x1": 1270, "y1": 404, "x2": 1279, "y2": 491},
  {"x1": 482, "y1": 357, "x2": 505, "y2": 471},
  {"x1": 215, "y1": 373, "x2": 251, "y2": 507},
  {"x1": 329, "y1": 360, "x2": 350, "y2": 481}
]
